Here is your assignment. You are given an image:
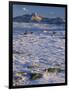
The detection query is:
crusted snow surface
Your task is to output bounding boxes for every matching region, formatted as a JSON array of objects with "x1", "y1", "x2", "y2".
[{"x1": 13, "y1": 24, "x2": 65, "y2": 86}]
